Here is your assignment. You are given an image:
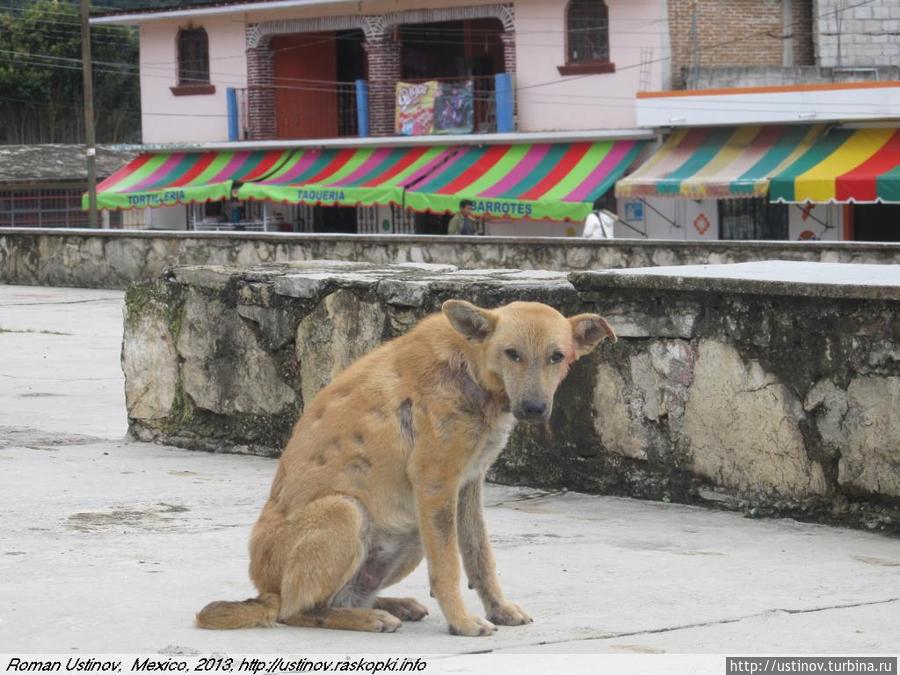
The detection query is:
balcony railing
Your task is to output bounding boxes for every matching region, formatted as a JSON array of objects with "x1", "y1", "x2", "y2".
[{"x1": 232, "y1": 72, "x2": 514, "y2": 140}]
